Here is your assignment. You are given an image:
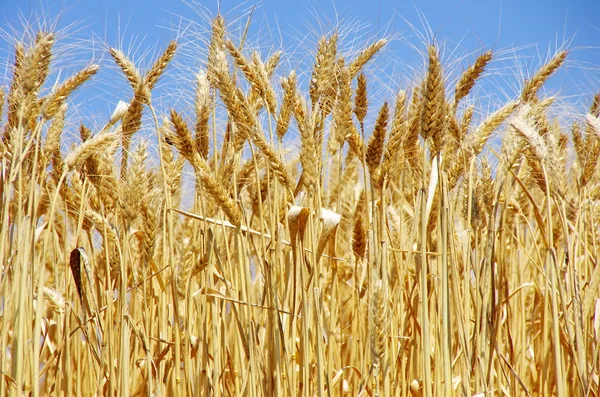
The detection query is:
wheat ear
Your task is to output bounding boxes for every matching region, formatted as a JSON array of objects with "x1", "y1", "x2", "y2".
[
  {"x1": 454, "y1": 50, "x2": 492, "y2": 105},
  {"x1": 421, "y1": 45, "x2": 445, "y2": 154},
  {"x1": 366, "y1": 102, "x2": 390, "y2": 174},
  {"x1": 521, "y1": 50, "x2": 567, "y2": 102}
]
